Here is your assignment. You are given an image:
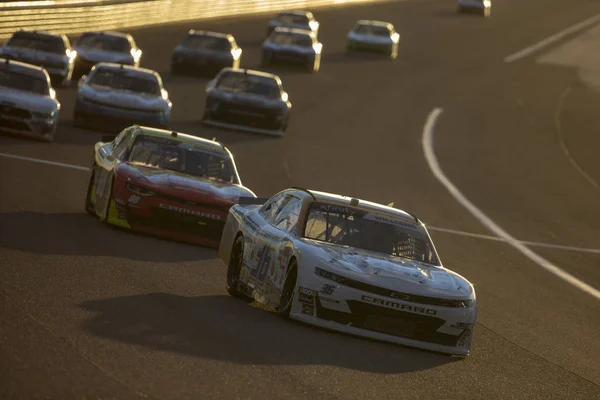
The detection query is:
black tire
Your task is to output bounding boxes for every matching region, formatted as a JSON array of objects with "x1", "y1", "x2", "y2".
[
  {"x1": 84, "y1": 163, "x2": 97, "y2": 215},
  {"x1": 279, "y1": 259, "x2": 298, "y2": 319},
  {"x1": 226, "y1": 236, "x2": 252, "y2": 300}
]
